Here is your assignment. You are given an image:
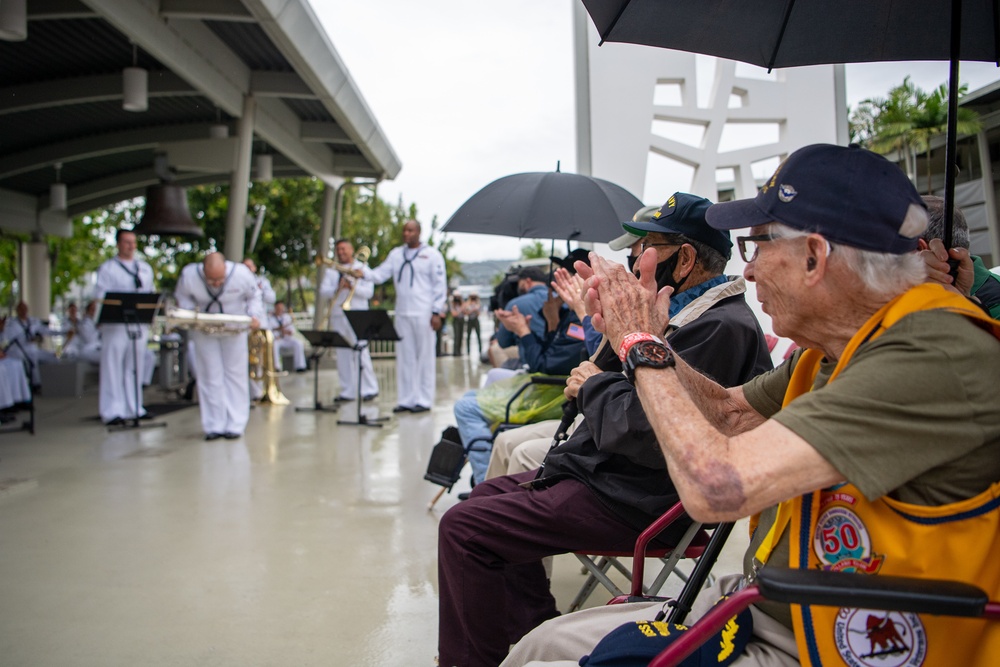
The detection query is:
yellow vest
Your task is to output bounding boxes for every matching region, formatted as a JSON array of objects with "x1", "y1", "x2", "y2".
[{"x1": 761, "y1": 284, "x2": 1000, "y2": 667}]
